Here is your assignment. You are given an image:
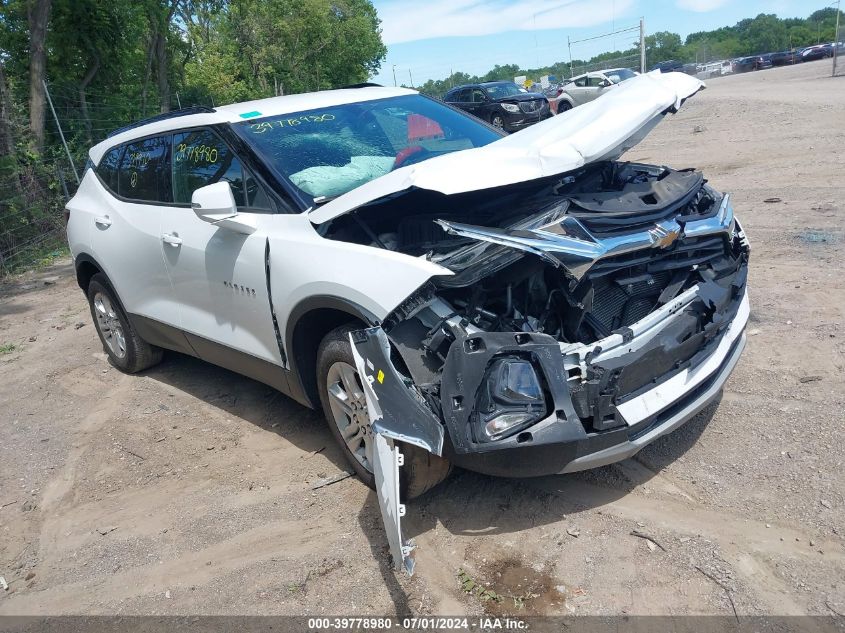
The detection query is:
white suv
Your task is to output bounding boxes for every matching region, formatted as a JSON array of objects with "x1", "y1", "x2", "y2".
[{"x1": 67, "y1": 74, "x2": 750, "y2": 573}]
